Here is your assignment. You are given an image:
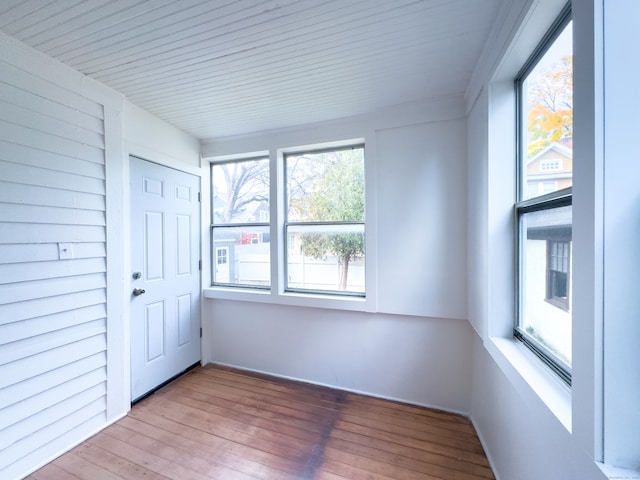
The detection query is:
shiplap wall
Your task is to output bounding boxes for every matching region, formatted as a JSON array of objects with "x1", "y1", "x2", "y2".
[{"x1": 0, "y1": 48, "x2": 109, "y2": 479}]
